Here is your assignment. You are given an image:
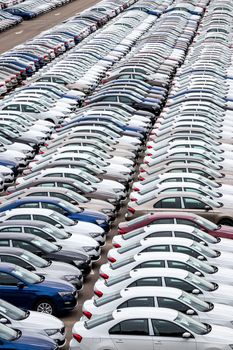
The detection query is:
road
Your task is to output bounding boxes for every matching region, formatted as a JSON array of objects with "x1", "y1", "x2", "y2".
[{"x1": 0, "y1": 0, "x2": 100, "y2": 54}]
